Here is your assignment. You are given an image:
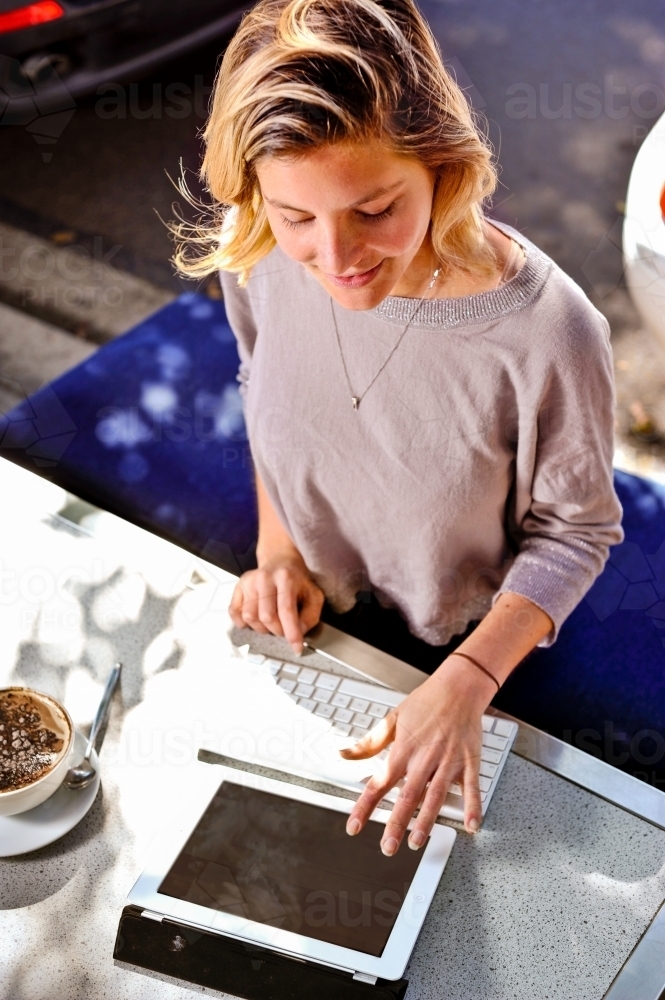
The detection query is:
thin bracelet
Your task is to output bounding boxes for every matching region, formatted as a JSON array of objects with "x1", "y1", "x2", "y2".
[{"x1": 451, "y1": 651, "x2": 501, "y2": 694}]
